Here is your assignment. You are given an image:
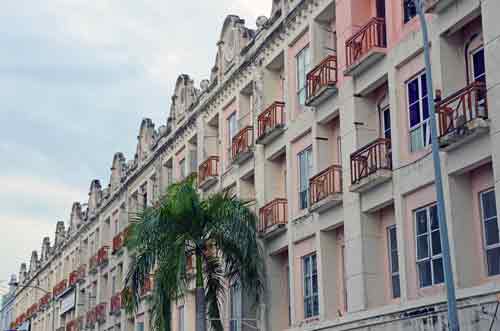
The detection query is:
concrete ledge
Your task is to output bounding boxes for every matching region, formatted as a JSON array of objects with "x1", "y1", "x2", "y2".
[
  {"x1": 232, "y1": 150, "x2": 254, "y2": 165},
  {"x1": 344, "y1": 48, "x2": 386, "y2": 77},
  {"x1": 309, "y1": 193, "x2": 342, "y2": 214},
  {"x1": 305, "y1": 85, "x2": 338, "y2": 107},
  {"x1": 425, "y1": 0, "x2": 457, "y2": 13},
  {"x1": 439, "y1": 118, "x2": 490, "y2": 151},
  {"x1": 258, "y1": 223, "x2": 287, "y2": 240},
  {"x1": 350, "y1": 169, "x2": 392, "y2": 193},
  {"x1": 198, "y1": 176, "x2": 218, "y2": 191},
  {"x1": 256, "y1": 125, "x2": 285, "y2": 145}
]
